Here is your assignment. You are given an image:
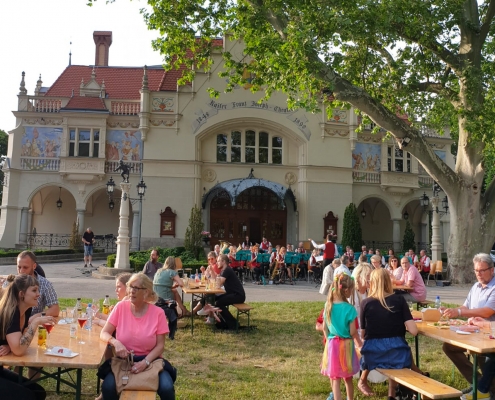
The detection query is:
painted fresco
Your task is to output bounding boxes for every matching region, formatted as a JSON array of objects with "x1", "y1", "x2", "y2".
[
  {"x1": 352, "y1": 143, "x2": 381, "y2": 172},
  {"x1": 21, "y1": 127, "x2": 62, "y2": 158},
  {"x1": 105, "y1": 130, "x2": 142, "y2": 161}
]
